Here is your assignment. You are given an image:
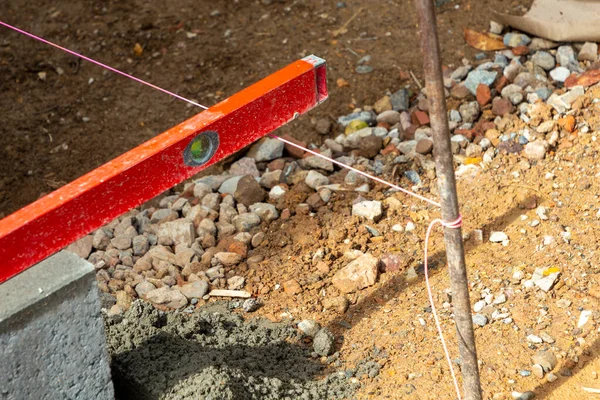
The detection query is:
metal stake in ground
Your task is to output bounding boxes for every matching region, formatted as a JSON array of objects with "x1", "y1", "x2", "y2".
[{"x1": 413, "y1": 0, "x2": 483, "y2": 399}]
